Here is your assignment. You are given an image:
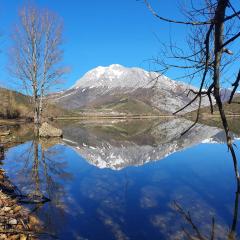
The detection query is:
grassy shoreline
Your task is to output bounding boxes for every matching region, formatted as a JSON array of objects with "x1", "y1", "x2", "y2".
[
  {"x1": 0, "y1": 119, "x2": 30, "y2": 126},
  {"x1": 1, "y1": 112, "x2": 240, "y2": 125}
]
